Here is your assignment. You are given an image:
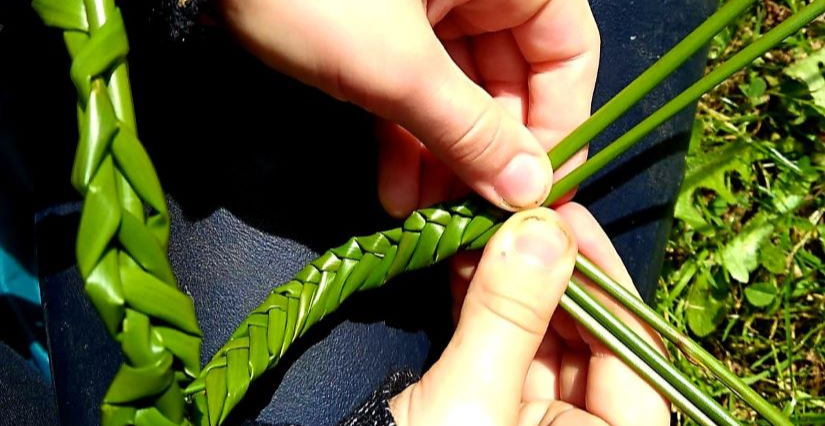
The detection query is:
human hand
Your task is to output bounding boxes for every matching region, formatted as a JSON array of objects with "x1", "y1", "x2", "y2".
[
  {"x1": 215, "y1": 0, "x2": 599, "y2": 215},
  {"x1": 390, "y1": 204, "x2": 669, "y2": 426}
]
